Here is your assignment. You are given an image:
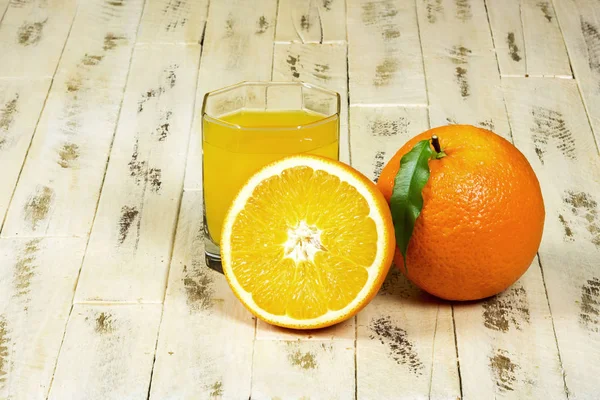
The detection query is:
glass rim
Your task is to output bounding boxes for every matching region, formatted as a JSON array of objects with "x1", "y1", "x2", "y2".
[{"x1": 201, "y1": 81, "x2": 341, "y2": 132}]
